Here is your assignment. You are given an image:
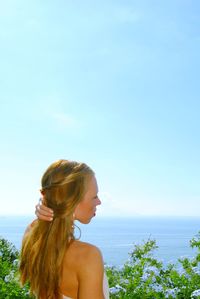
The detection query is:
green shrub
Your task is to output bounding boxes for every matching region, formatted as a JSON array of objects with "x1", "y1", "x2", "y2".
[
  {"x1": 106, "y1": 233, "x2": 200, "y2": 299},
  {"x1": 0, "y1": 237, "x2": 32, "y2": 298}
]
